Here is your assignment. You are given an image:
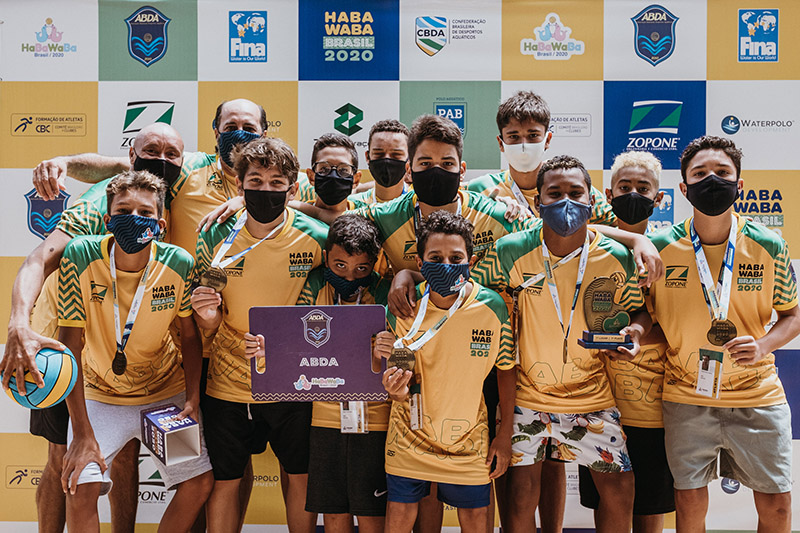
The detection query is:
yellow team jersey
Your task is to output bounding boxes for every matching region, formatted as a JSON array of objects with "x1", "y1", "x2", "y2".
[
  {"x1": 648, "y1": 214, "x2": 797, "y2": 408},
  {"x1": 297, "y1": 268, "x2": 392, "y2": 431},
  {"x1": 57, "y1": 235, "x2": 194, "y2": 405},
  {"x1": 297, "y1": 173, "x2": 317, "y2": 204},
  {"x1": 473, "y1": 221, "x2": 644, "y2": 413},
  {"x1": 195, "y1": 207, "x2": 328, "y2": 403},
  {"x1": 384, "y1": 282, "x2": 515, "y2": 486},
  {"x1": 354, "y1": 189, "x2": 531, "y2": 274},
  {"x1": 467, "y1": 171, "x2": 617, "y2": 226}
]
